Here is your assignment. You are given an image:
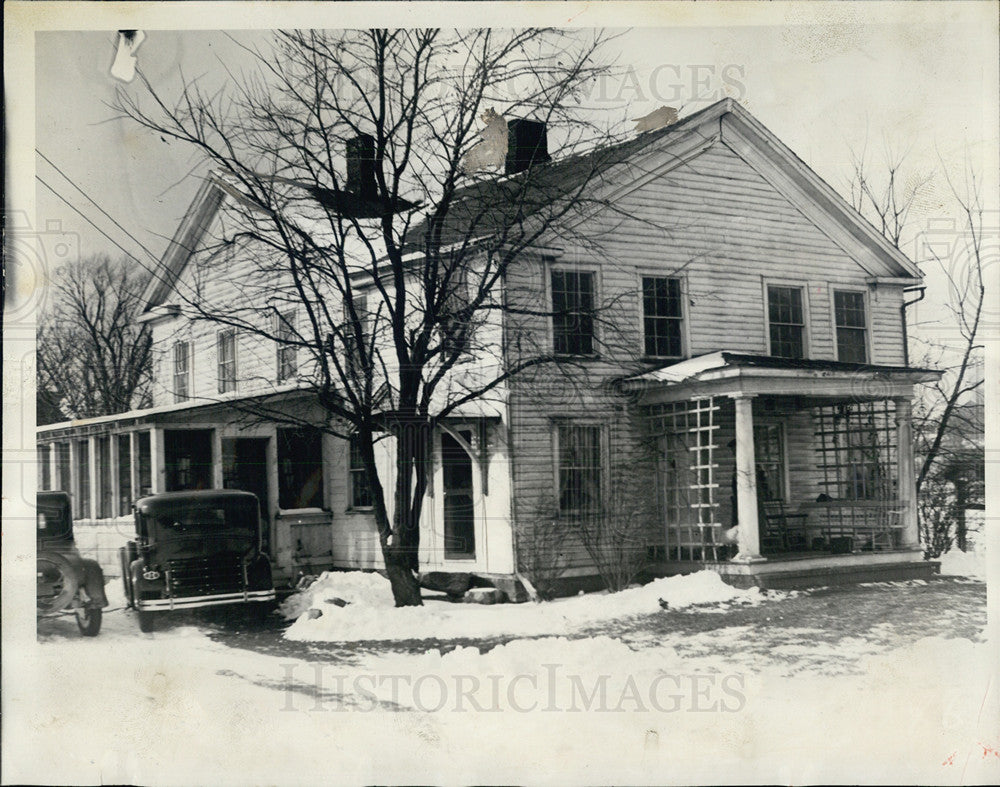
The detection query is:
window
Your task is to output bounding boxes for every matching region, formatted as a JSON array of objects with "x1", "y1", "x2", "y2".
[
  {"x1": 276, "y1": 311, "x2": 297, "y2": 382},
  {"x1": 556, "y1": 424, "x2": 602, "y2": 514},
  {"x1": 344, "y1": 297, "x2": 369, "y2": 372},
  {"x1": 551, "y1": 270, "x2": 595, "y2": 356},
  {"x1": 217, "y1": 329, "x2": 236, "y2": 393},
  {"x1": 834, "y1": 290, "x2": 868, "y2": 363},
  {"x1": 38, "y1": 445, "x2": 51, "y2": 490},
  {"x1": 97, "y1": 435, "x2": 112, "y2": 518},
  {"x1": 56, "y1": 443, "x2": 71, "y2": 493},
  {"x1": 77, "y1": 440, "x2": 90, "y2": 519},
  {"x1": 117, "y1": 434, "x2": 132, "y2": 516},
  {"x1": 173, "y1": 341, "x2": 191, "y2": 402},
  {"x1": 348, "y1": 434, "x2": 372, "y2": 508},
  {"x1": 641, "y1": 276, "x2": 683, "y2": 358},
  {"x1": 137, "y1": 431, "x2": 152, "y2": 497},
  {"x1": 277, "y1": 428, "x2": 324, "y2": 509},
  {"x1": 753, "y1": 423, "x2": 785, "y2": 501},
  {"x1": 767, "y1": 285, "x2": 805, "y2": 359}
]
